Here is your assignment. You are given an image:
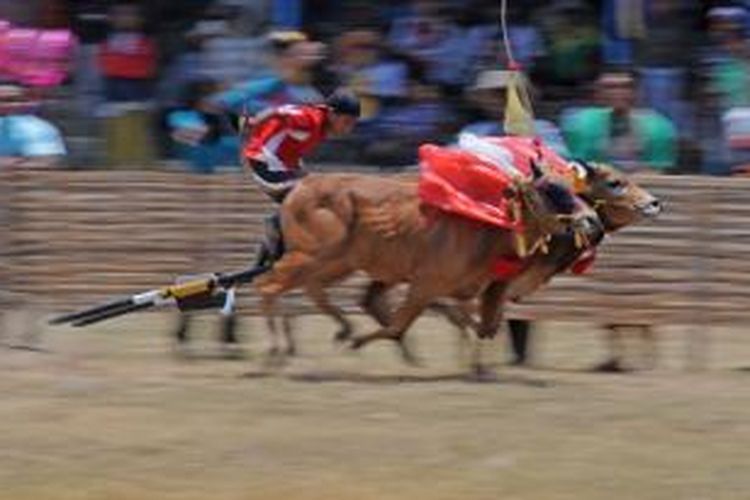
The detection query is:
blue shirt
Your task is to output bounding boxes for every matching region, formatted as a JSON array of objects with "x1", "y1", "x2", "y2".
[
  {"x1": 0, "y1": 115, "x2": 66, "y2": 158},
  {"x1": 211, "y1": 76, "x2": 323, "y2": 115}
]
